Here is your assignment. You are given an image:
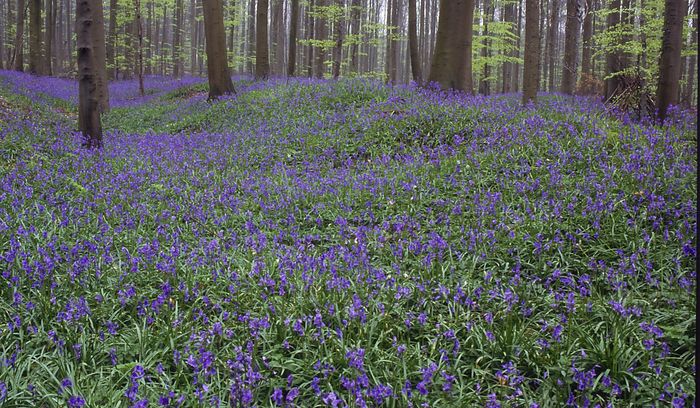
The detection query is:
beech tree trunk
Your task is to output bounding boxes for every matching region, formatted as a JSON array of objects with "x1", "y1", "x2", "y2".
[
  {"x1": 349, "y1": 0, "x2": 361, "y2": 73},
  {"x1": 546, "y1": 0, "x2": 558, "y2": 92},
  {"x1": 502, "y1": 1, "x2": 516, "y2": 92},
  {"x1": 93, "y1": 1, "x2": 108, "y2": 111},
  {"x1": 134, "y1": 0, "x2": 144, "y2": 96},
  {"x1": 604, "y1": 0, "x2": 629, "y2": 101},
  {"x1": 580, "y1": 0, "x2": 593, "y2": 77},
  {"x1": 29, "y1": 0, "x2": 41, "y2": 74},
  {"x1": 256, "y1": 0, "x2": 269, "y2": 79},
  {"x1": 314, "y1": 0, "x2": 326, "y2": 78},
  {"x1": 77, "y1": 0, "x2": 104, "y2": 148},
  {"x1": 681, "y1": 0, "x2": 696, "y2": 105},
  {"x1": 203, "y1": 0, "x2": 235, "y2": 98},
  {"x1": 44, "y1": 0, "x2": 54, "y2": 75},
  {"x1": 656, "y1": 0, "x2": 684, "y2": 121},
  {"x1": 522, "y1": 0, "x2": 540, "y2": 104},
  {"x1": 288, "y1": 0, "x2": 299, "y2": 75},
  {"x1": 561, "y1": 0, "x2": 580, "y2": 94},
  {"x1": 331, "y1": 0, "x2": 344, "y2": 79},
  {"x1": 173, "y1": 0, "x2": 183, "y2": 77},
  {"x1": 408, "y1": 0, "x2": 422, "y2": 83},
  {"x1": 107, "y1": 0, "x2": 117, "y2": 78},
  {"x1": 428, "y1": 0, "x2": 475, "y2": 92}
]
